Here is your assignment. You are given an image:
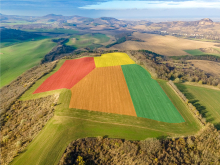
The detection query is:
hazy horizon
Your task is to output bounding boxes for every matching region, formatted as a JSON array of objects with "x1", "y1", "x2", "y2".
[{"x1": 1, "y1": 0, "x2": 220, "y2": 21}]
